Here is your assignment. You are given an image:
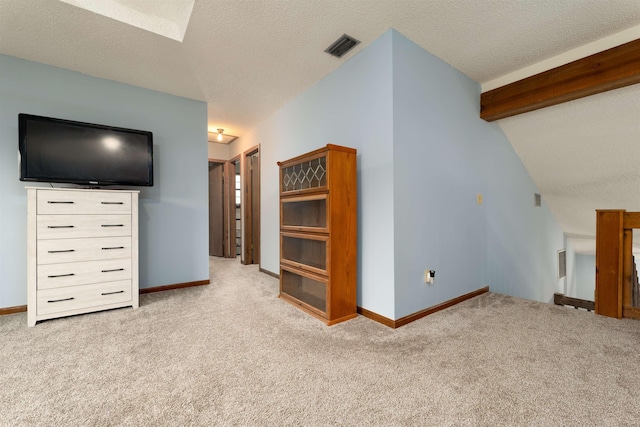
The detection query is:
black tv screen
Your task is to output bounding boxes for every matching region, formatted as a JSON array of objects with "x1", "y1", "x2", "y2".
[{"x1": 19, "y1": 114, "x2": 153, "y2": 186}]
